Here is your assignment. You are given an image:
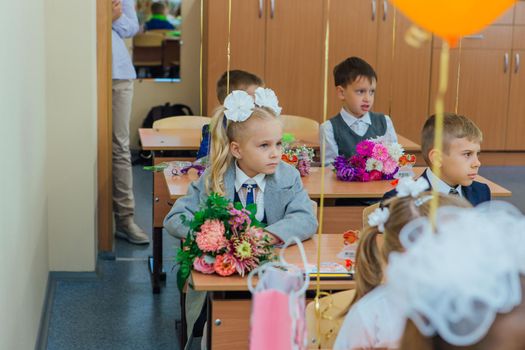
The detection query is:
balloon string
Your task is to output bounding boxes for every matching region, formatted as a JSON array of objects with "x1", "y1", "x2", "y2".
[
  {"x1": 226, "y1": 0, "x2": 232, "y2": 94},
  {"x1": 315, "y1": 0, "x2": 331, "y2": 346},
  {"x1": 429, "y1": 42, "x2": 449, "y2": 228}
]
